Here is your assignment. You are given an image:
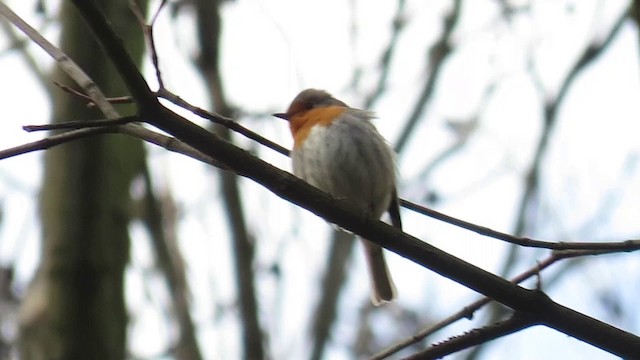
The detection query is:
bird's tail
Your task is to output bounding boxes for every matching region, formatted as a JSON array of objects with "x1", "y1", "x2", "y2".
[{"x1": 362, "y1": 239, "x2": 397, "y2": 305}]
